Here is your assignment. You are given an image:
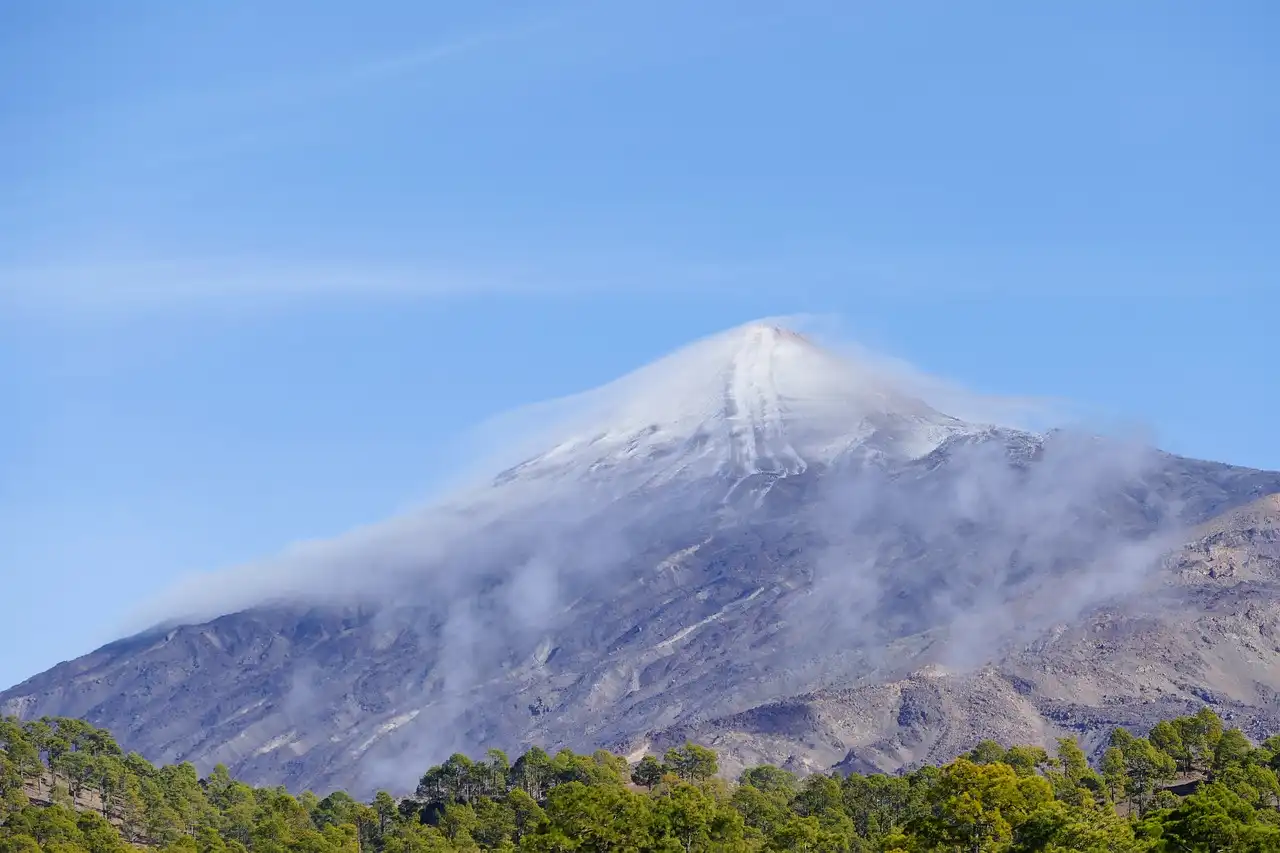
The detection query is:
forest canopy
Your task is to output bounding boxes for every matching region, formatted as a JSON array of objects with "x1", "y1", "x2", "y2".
[{"x1": 2, "y1": 708, "x2": 1279, "y2": 852}]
